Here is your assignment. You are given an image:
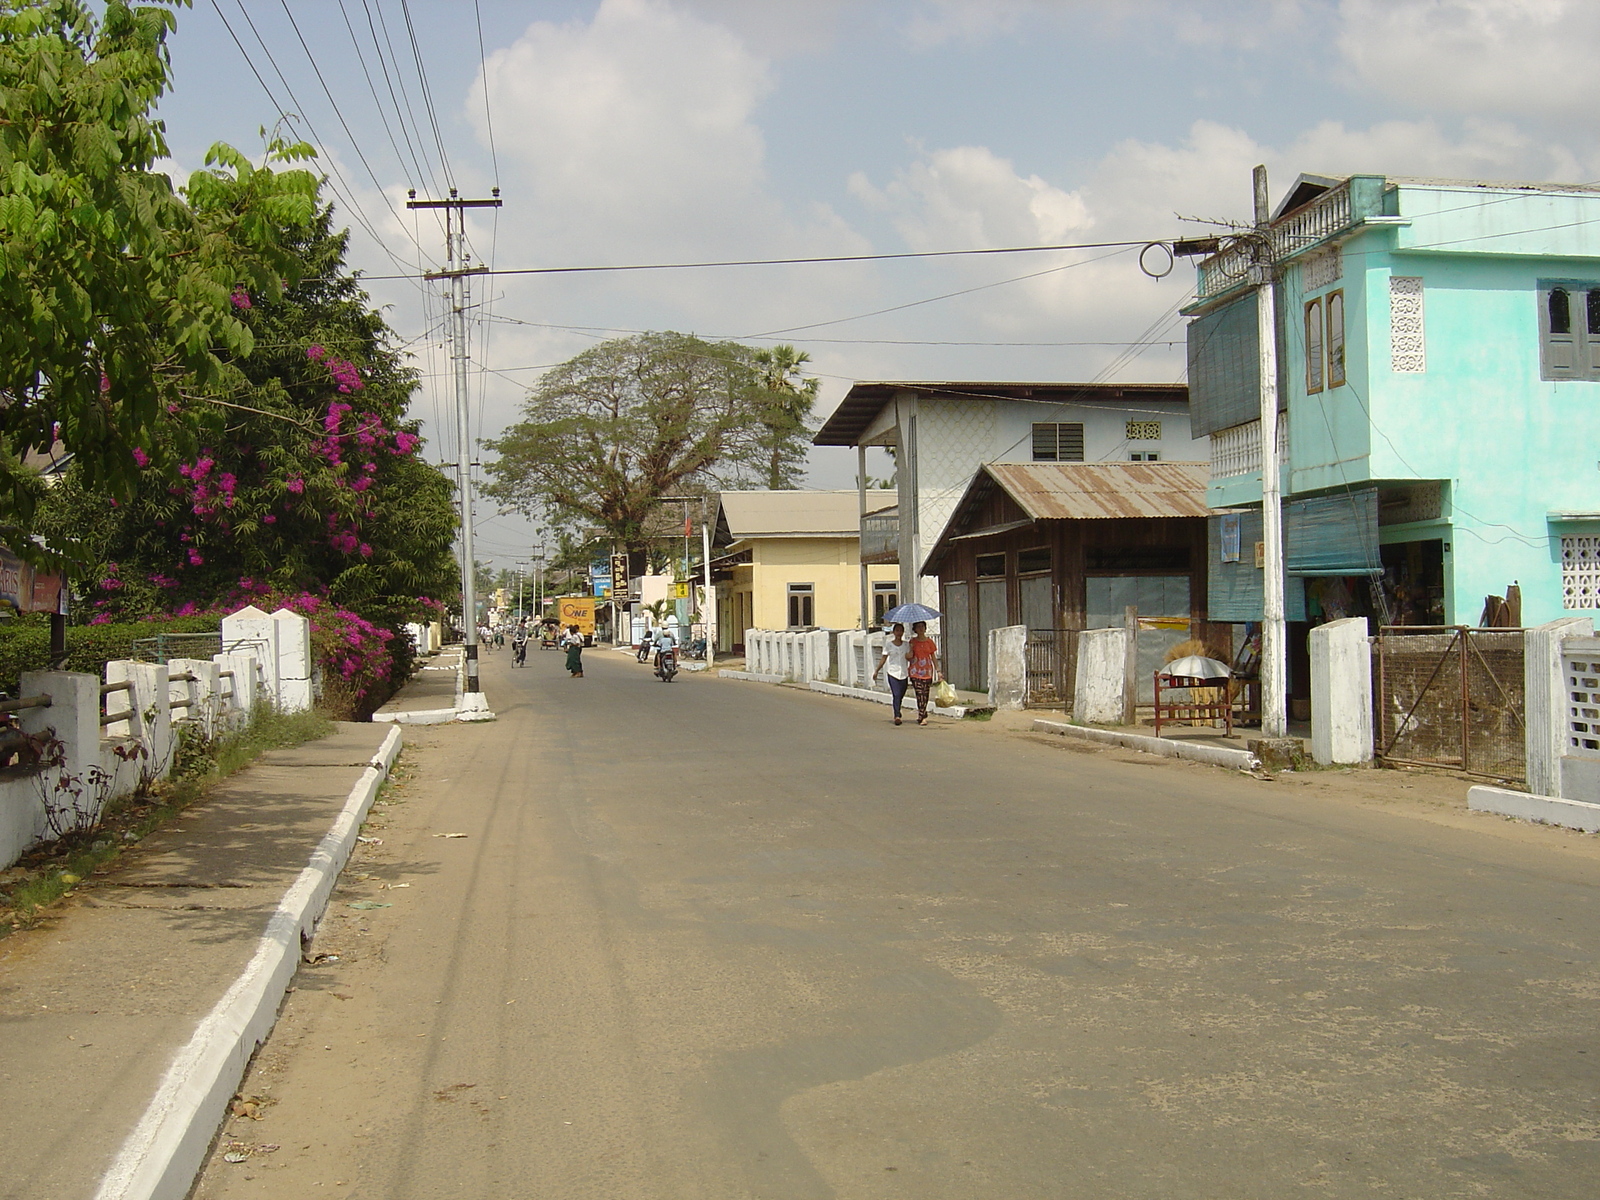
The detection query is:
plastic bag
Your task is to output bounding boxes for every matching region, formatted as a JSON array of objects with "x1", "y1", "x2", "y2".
[{"x1": 932, "y1": 680, "x2": 957, "y2": 708}]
